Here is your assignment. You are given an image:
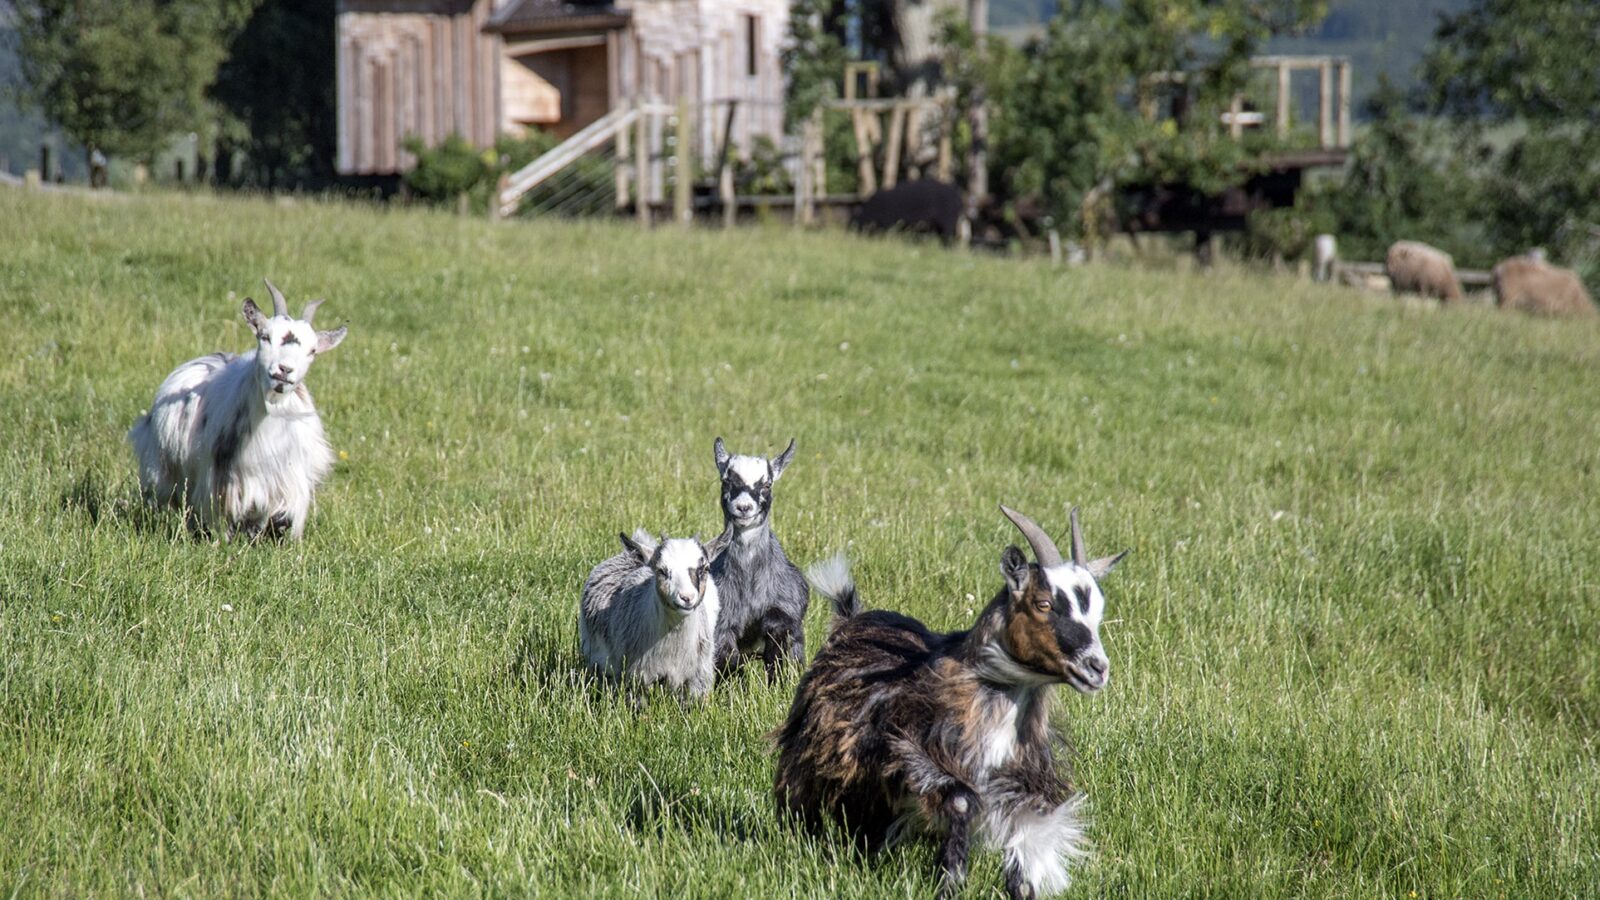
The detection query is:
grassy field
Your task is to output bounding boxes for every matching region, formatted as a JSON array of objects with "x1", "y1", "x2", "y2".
[{"x1": 1, "y1": 189, "x2": 1596, "y2": 898}]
